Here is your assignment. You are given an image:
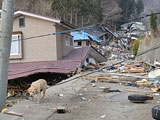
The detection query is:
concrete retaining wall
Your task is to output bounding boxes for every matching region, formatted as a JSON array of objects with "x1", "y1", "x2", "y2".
[{"x1": 136, "y1": 36, "x2": 160, "y2": 61}]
